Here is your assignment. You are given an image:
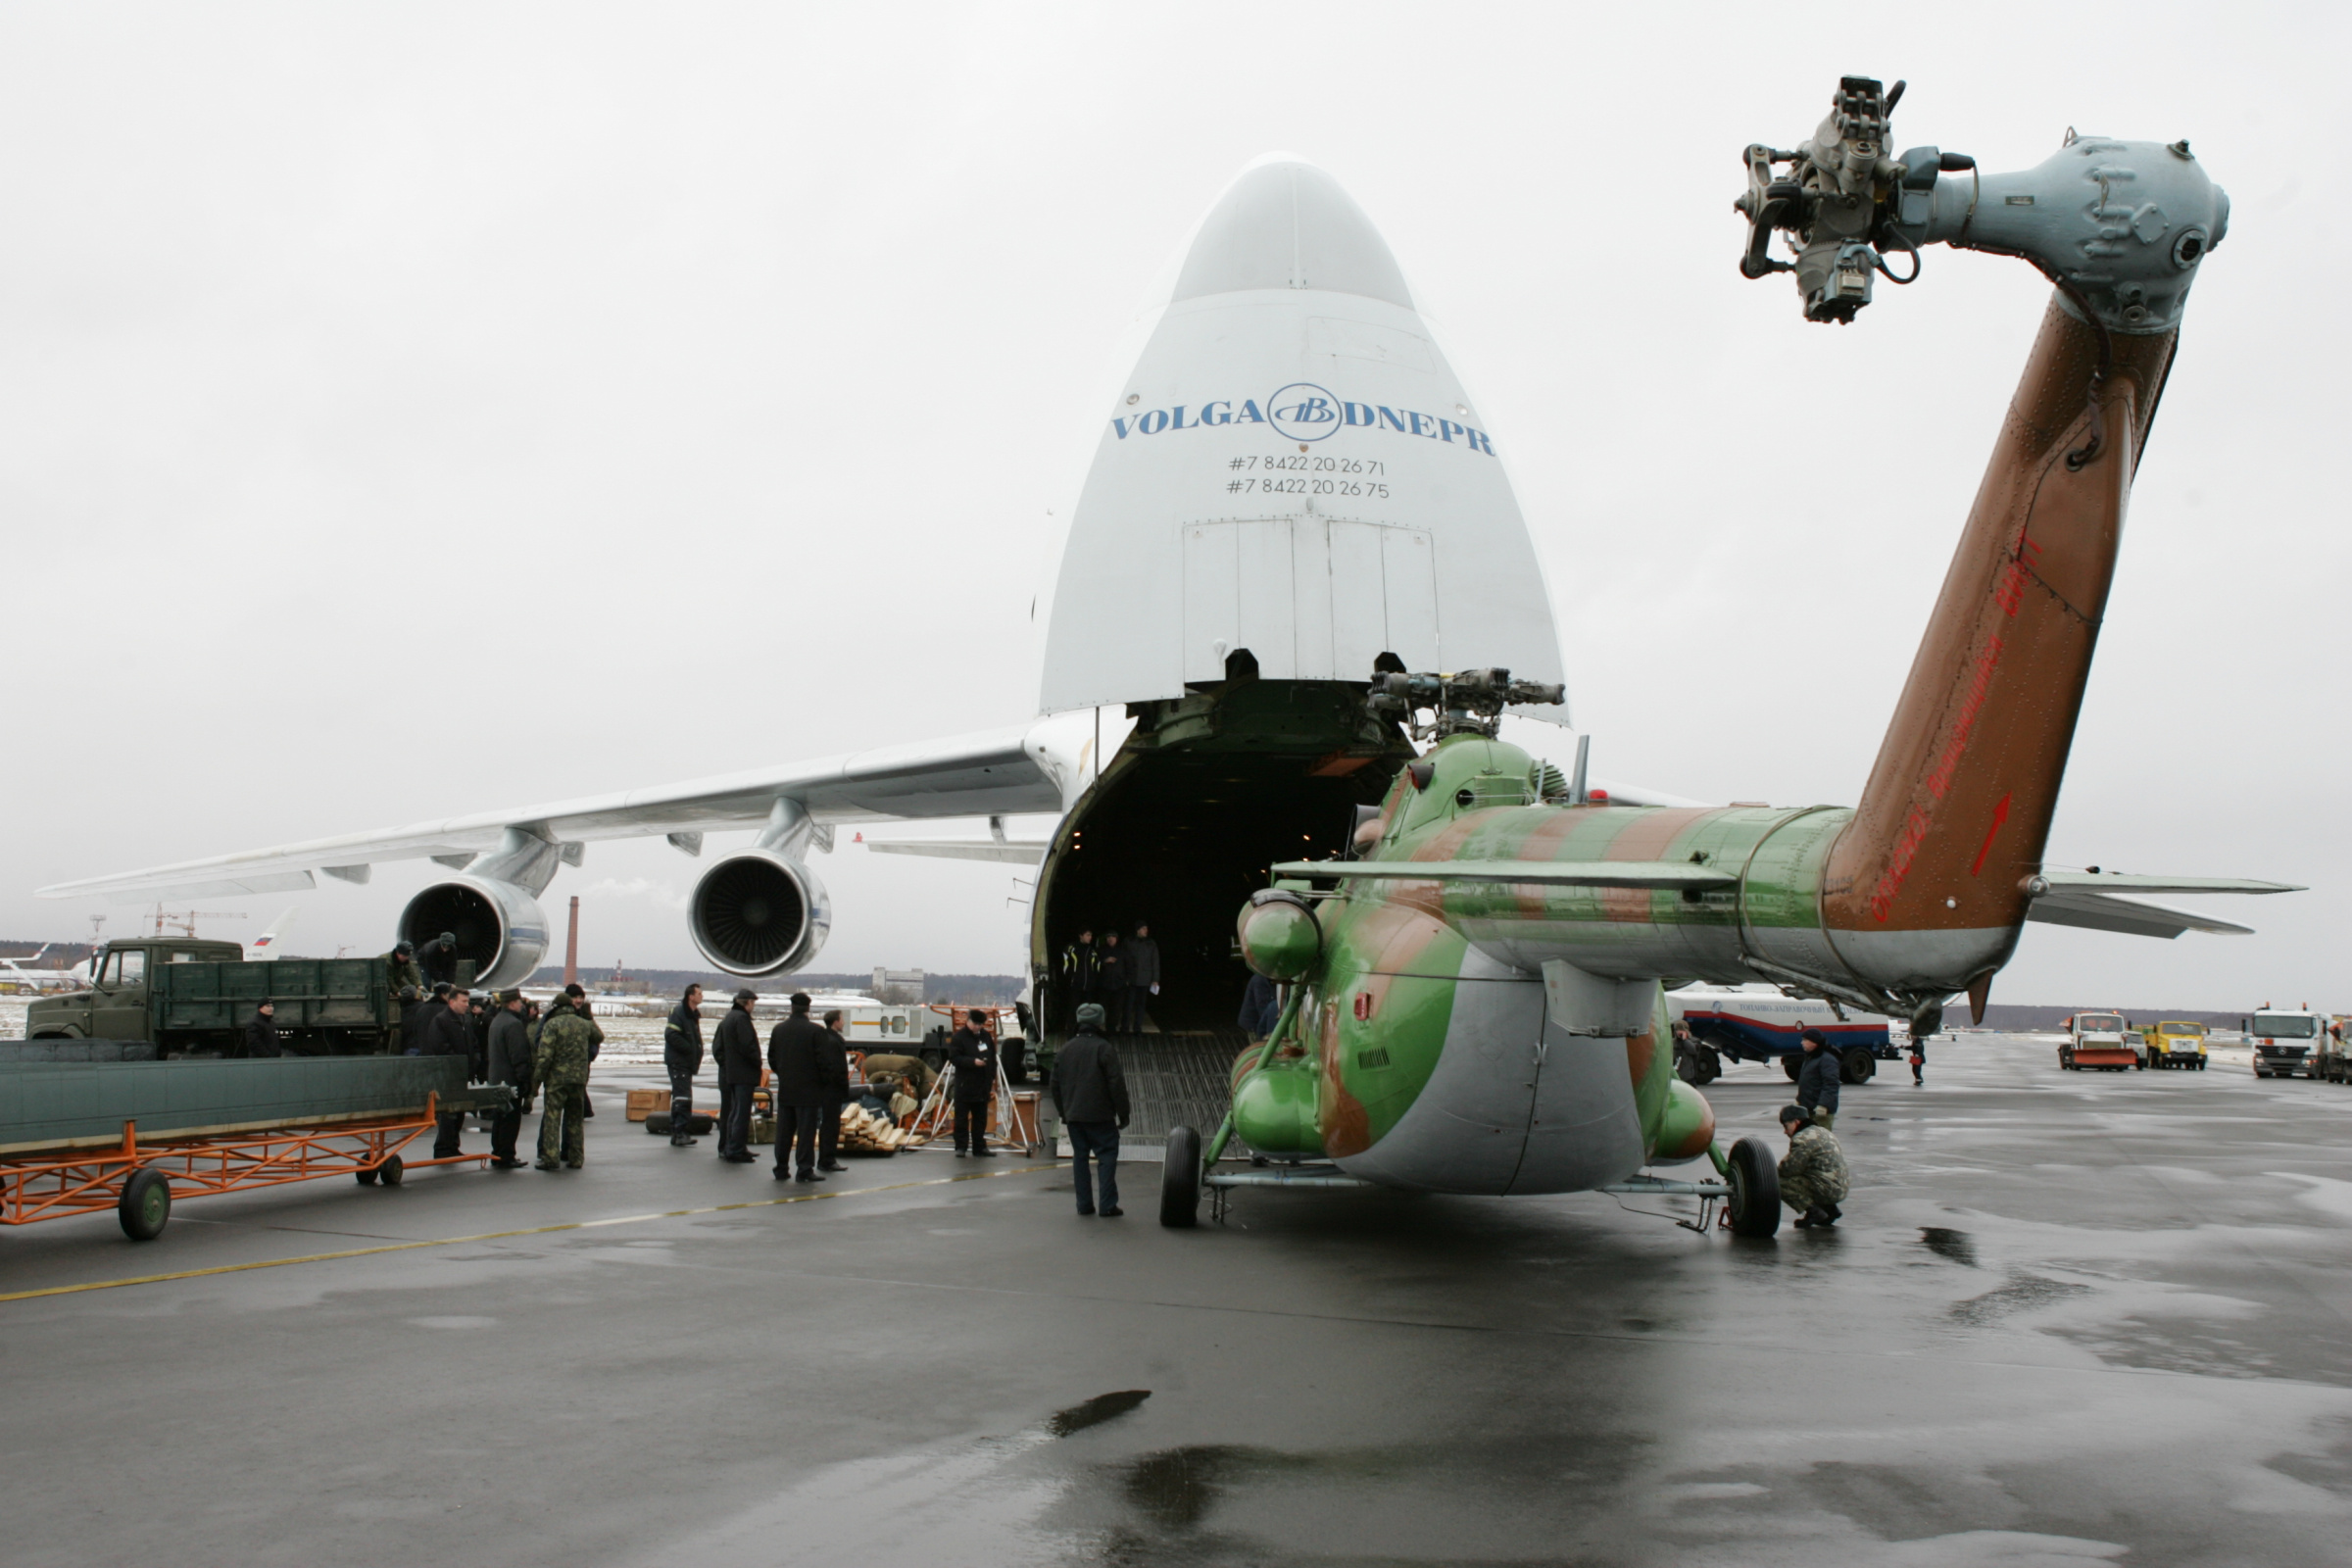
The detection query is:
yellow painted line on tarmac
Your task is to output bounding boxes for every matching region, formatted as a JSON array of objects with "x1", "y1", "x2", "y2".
[{"x1": 0, "y1": 1162, "x2": 1052, "y2": 1305}]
